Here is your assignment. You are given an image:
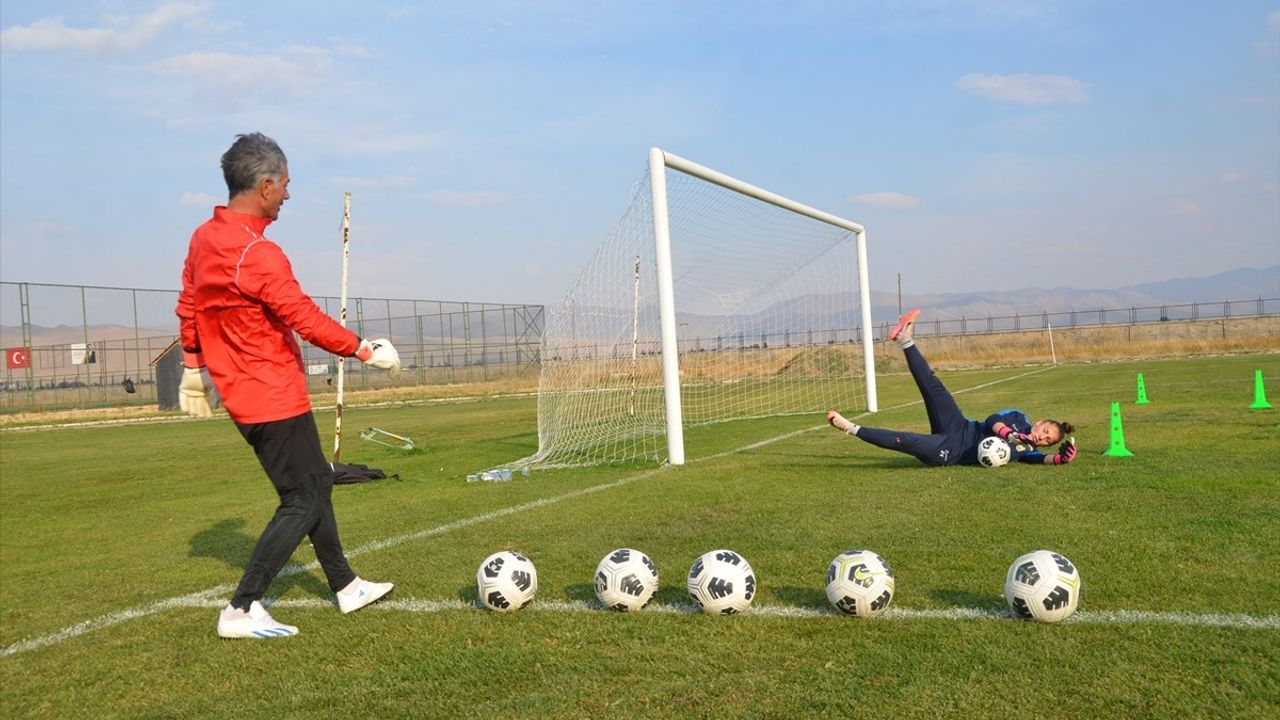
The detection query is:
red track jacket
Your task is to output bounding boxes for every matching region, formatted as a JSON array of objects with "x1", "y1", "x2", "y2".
[{"x1": 176, "y1": 207, "x2": 359, "y2": 424}]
